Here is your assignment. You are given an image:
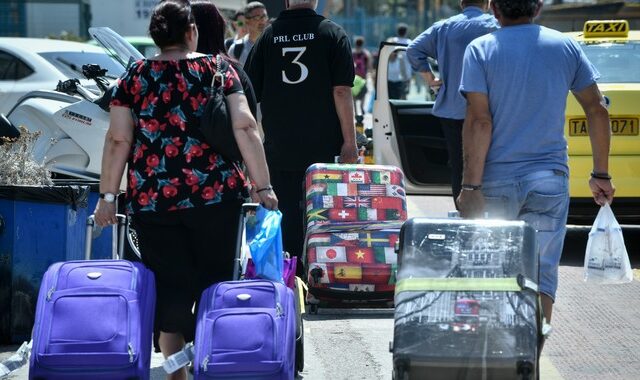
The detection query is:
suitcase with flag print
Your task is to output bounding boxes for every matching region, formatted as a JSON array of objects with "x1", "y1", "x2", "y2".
[
  {"x1": 304, "y1": 163, "x2": 407, "y2": 229},
  {"x1": 303, "y1": 164, "x2": 407, "y2": 309},
  {"x1": 391, "y1": 218, "x2": 545, "y2": 380}
]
